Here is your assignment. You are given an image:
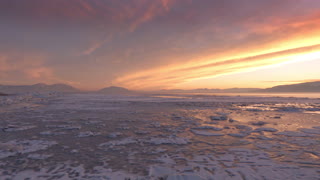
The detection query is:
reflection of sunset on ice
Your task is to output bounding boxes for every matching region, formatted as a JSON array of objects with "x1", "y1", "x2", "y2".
[{"x1": 1, "y1": 93, "x2": 320, "y2": 179}]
